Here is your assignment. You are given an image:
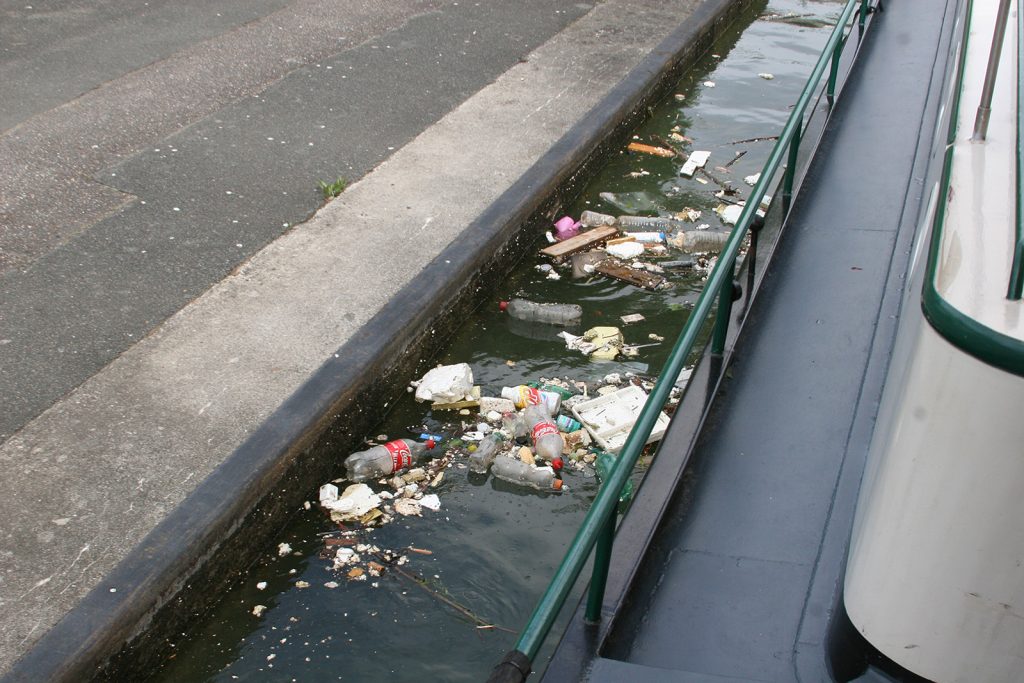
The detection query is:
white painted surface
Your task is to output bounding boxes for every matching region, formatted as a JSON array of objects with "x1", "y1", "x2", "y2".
[
  {"x1": 845, "y1": 307, "x2": 1024, "y2": 682},
  {"x1": 936, "y1": 0, "x2": 1021, "y2": 340}
]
